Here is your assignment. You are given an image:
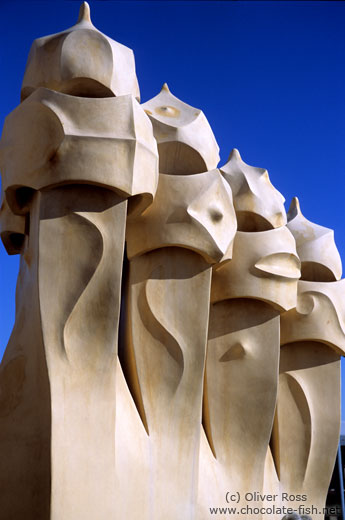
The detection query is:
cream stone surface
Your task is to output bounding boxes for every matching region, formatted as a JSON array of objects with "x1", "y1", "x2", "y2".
[
  {"x1": 0, "y1": 3, "x2": 343, "y2": 520},
  {"x1": 124, "y1": 248, "x2": 212, "y2": 520},
  {"x1": 0, "y1": 88, "x2": 158, "y2": 215},
  {"x1": 198, "y1": 300, "x2": 280, "y2": 520},
  {"x1": 281, "y1": 278, "x2": 345, "y2": 353},
  {"x1": 287, "y1": 196, "x2": 342, "y2": 281},
  {"x1": 200, "y1": 227, "x2": 297, "y2": 518},
  {"x1": 126, "y1": 169, "x2": 236, "y2": 263},
  {"x1": 141, "y1": 83, "x2": 220, "y2": 174},
  {"x1": 21, "y1": 2, "x2": 140, "y2": 100},
  {"x1": 265, "y1": 210, "x2": 345, "y2": 520},
  {"x1": 124, "y1": 164, "x2": 236, "y2": 519},
  {"x1": 211, "y1": 227, "x2": 301, "y2": 311},
  {"x1": 220, "y1": 148, "x2": 287, "y2": 231}
]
